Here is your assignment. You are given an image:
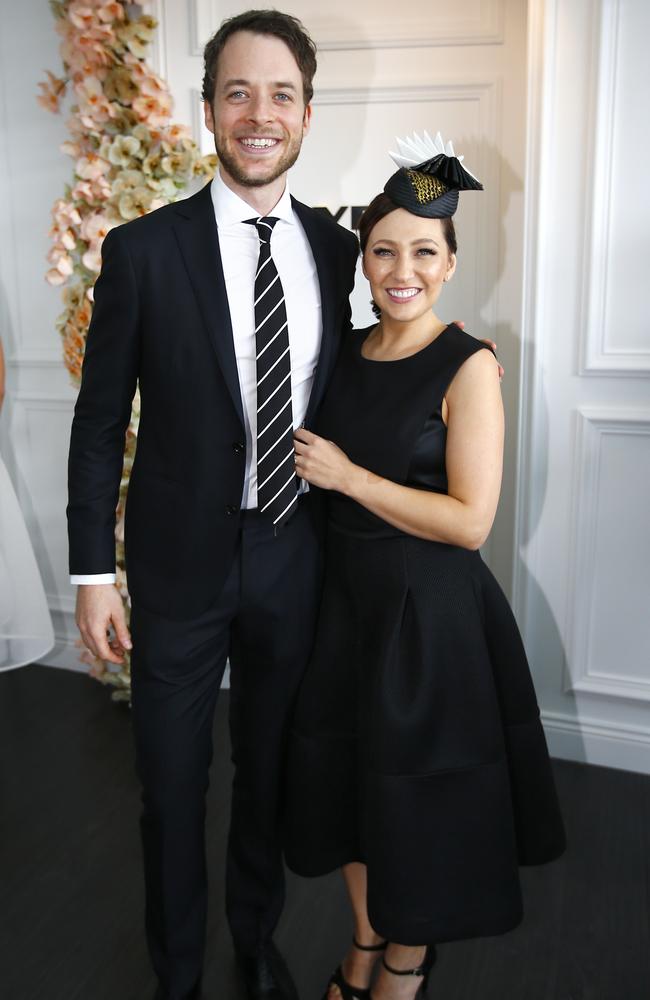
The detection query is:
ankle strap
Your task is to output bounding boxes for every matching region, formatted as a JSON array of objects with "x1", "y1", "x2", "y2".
[
  {"x1": 352, "y1": 936, "x2": 387, "y2": 953},
  {"x1": 382, "y1": 956, "x2": 424, "y2": 977}
]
